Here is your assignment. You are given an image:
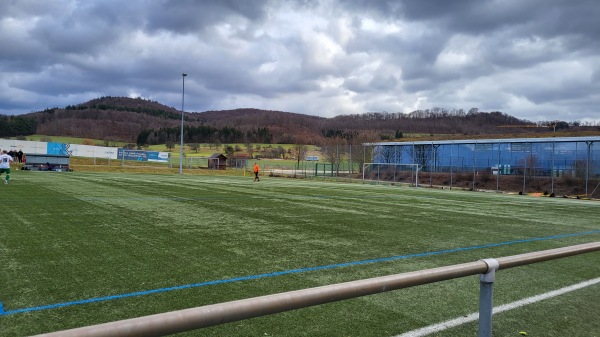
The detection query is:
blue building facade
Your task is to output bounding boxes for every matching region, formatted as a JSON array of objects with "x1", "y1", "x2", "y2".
[{"x1": 374, "y1": 136, "x2": 600, "y2": 179}]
